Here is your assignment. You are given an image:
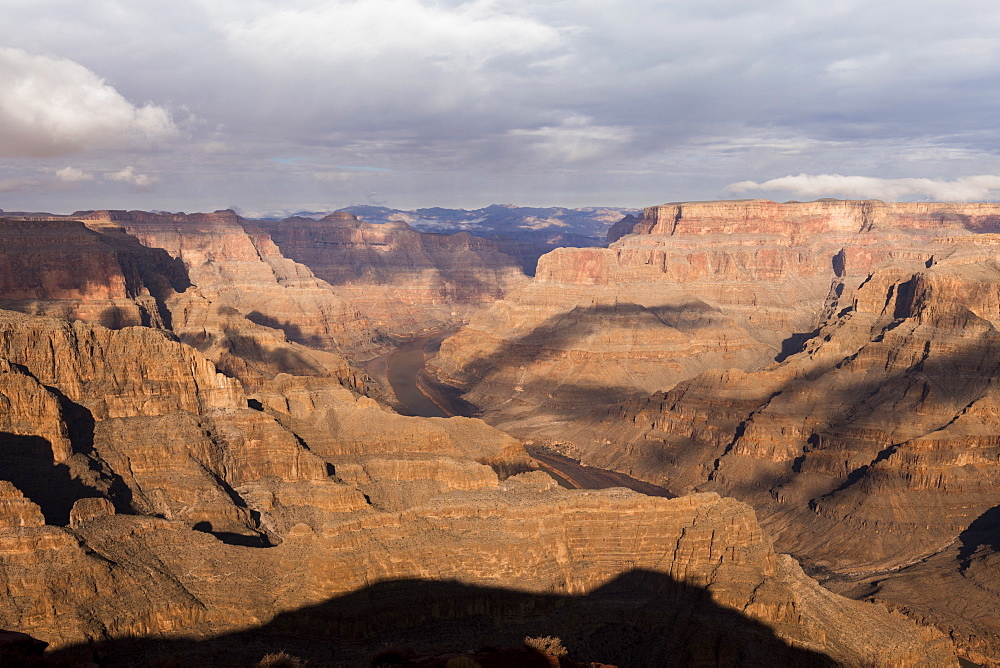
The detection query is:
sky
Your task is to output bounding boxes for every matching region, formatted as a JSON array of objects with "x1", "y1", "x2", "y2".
[{"x1": 2, "y1": 0, "x2": 1000, "y2": 215}]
